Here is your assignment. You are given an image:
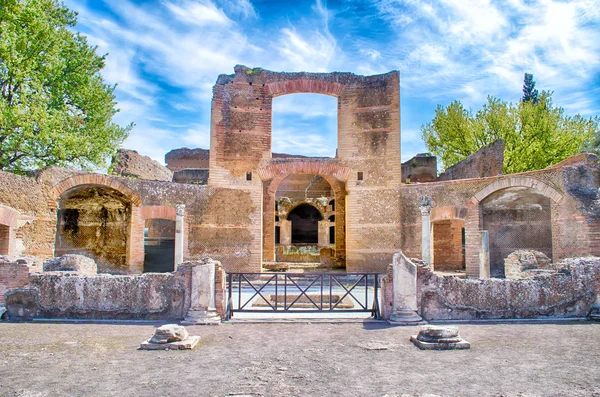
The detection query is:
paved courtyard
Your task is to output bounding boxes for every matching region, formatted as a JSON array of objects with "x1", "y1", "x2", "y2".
[{"x1": 0, "y1": 321, "x2": 599, "y2": 397}]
